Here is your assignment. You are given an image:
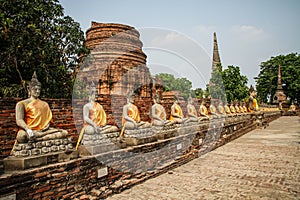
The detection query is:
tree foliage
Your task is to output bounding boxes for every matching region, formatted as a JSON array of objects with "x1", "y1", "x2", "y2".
[
  {"x1": 222, "y1": 65, "x2": 248, "y2": 103},
  {"x1": 155, "y1": 73, "x2": 192, "y2": 99},
  {"x1": 0, "y1": 0, "x2": 89, "y2": 98},
  {"x1": 190, "y1": 88, "x2": 204, "y2": 99},
  {"x1": 255, "y1": 53, "x2": 300, "y2": 104},
  {"x1": 207, "y1": 63, "x2": 226, "y2": 102}
]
